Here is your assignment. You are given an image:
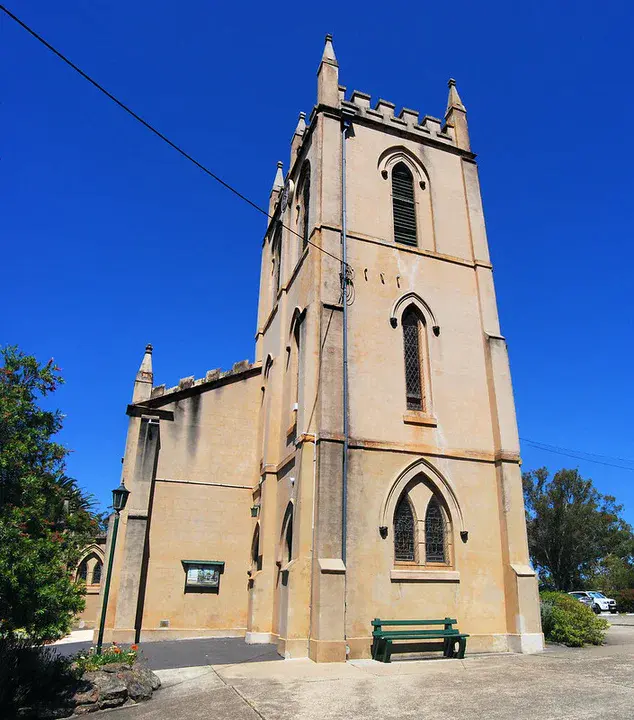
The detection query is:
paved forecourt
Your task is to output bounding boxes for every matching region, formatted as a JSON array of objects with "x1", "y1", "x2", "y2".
[{"x1": 107, "y1": 625, "x2": 634, "y2": 719}]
